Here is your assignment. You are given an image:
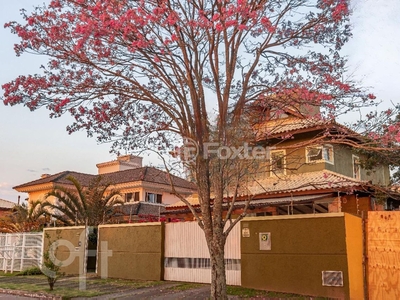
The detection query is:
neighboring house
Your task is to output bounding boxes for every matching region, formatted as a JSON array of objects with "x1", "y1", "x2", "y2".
[
  {"x1": 14, "y1": 155, "x2": 196, "y2": 221},
  {"x1": 0, "y1": 198, "x2": 15, "y2": 218},
  {"x1": 164, "y1": 104, "x2": 399, "y2": 220}
]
